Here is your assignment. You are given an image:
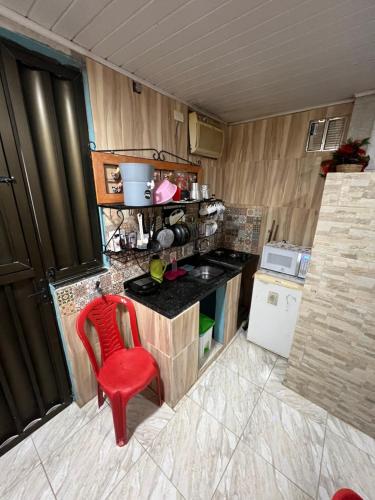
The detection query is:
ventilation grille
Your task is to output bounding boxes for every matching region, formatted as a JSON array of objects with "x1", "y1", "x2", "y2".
[{"x1": 306, "y1": 116, "x2": 346, "y2": 152}]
